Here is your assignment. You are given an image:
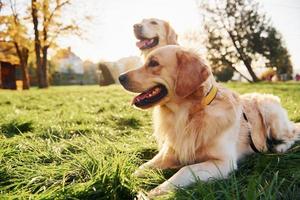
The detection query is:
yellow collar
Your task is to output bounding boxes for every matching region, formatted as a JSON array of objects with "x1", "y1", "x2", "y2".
[{"x1": 201, "y1": 85, "x2": 218, "y2": 106}]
